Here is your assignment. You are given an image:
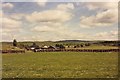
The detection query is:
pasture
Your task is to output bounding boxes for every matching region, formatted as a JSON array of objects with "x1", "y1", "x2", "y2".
[{"x1": 2, "y1": 52, "x2": 118, "y2": 78}]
